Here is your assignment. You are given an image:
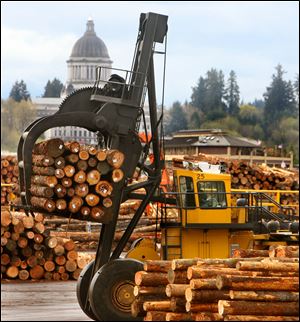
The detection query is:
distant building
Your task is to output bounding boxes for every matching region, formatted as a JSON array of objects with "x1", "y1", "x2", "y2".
[
  {"x1": 32, "y1": 17, "x2": 113, "y2": 143},
  {"x1": 164, "y1": 129, "x2": 294, "y2": 168}
]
